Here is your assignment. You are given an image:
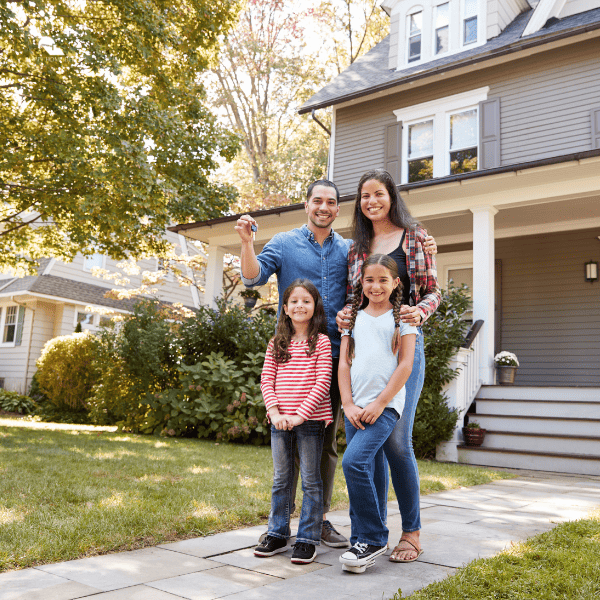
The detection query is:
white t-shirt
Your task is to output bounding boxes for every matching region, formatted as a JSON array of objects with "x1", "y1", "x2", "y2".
[{"x1": 349, "y1": 309, "x2": 418, "y2": 417}]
